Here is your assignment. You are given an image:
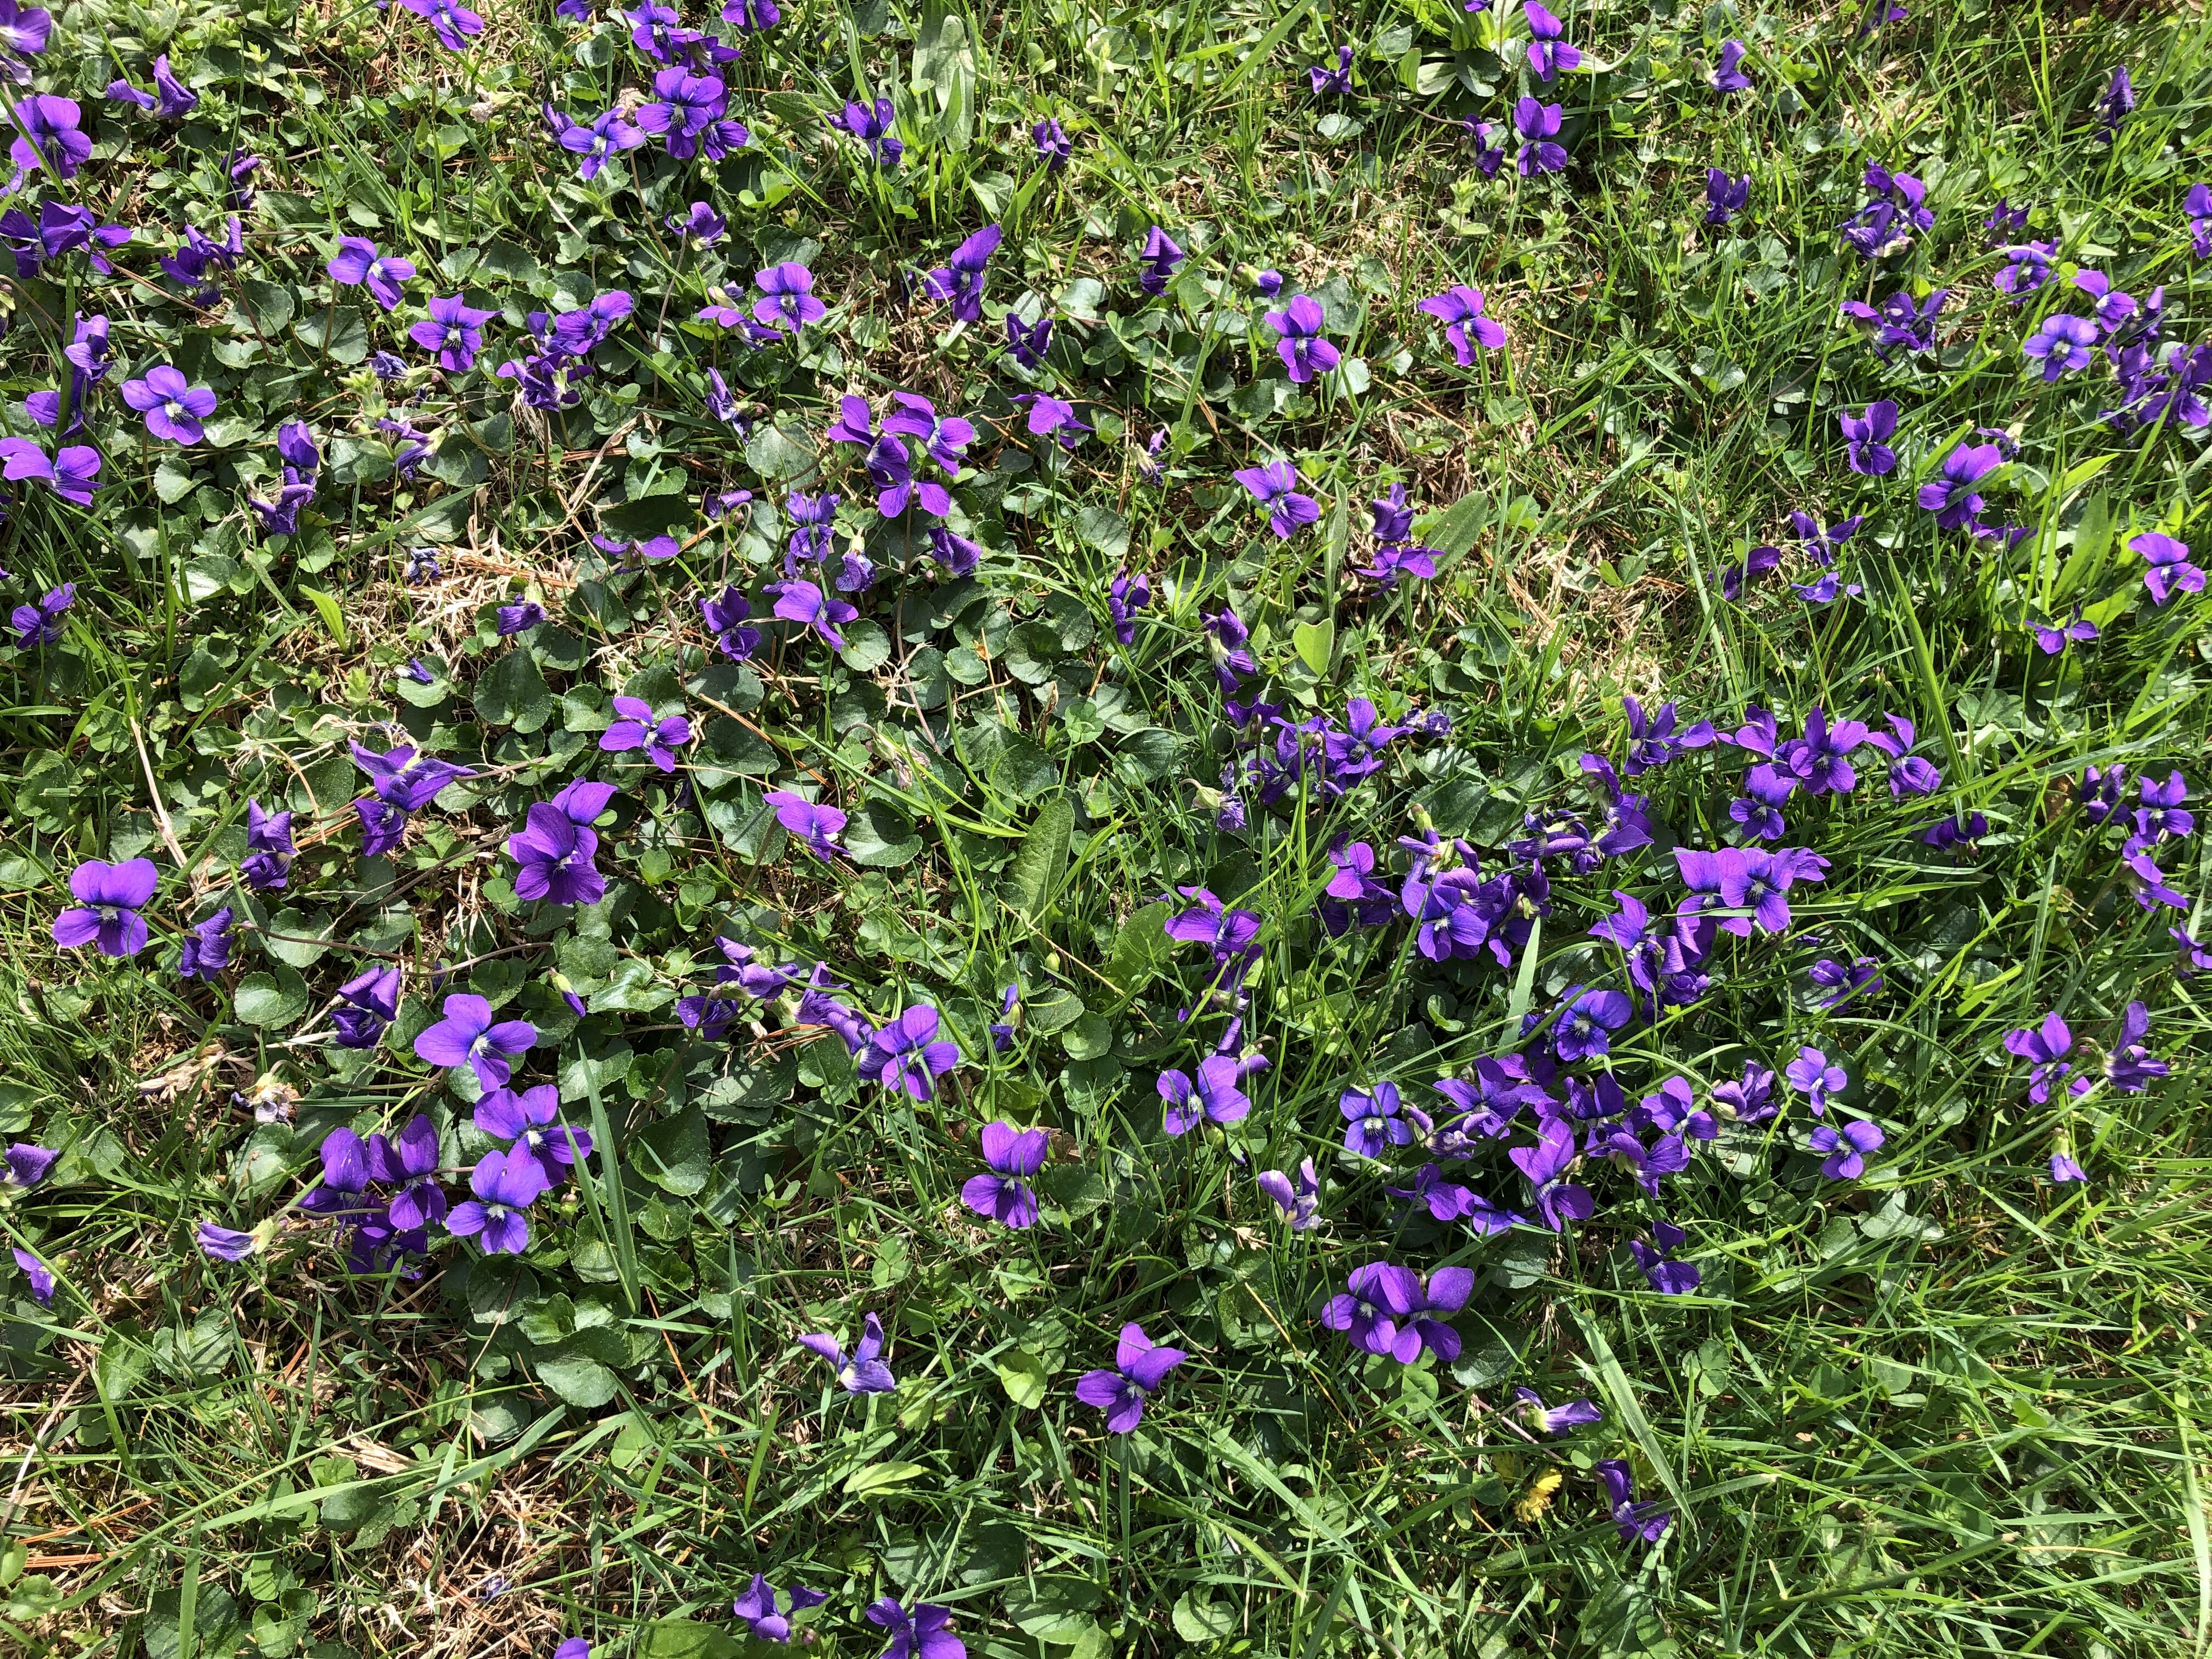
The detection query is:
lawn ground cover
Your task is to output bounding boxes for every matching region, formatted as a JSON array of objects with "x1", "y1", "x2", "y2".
[{"x1": 1, "y1": 0, "x2": 2210, "y2": 1655}]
